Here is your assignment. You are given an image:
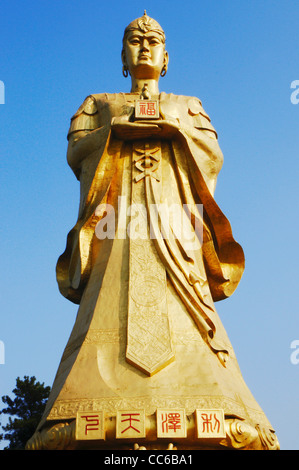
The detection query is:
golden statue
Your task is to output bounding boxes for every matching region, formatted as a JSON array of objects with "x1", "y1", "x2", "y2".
[{"x1": 27, "y1": 12, "x2": 279, "y2": 450}]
